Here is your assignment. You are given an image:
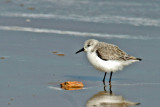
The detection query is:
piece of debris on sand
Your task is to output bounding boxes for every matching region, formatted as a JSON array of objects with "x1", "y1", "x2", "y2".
[{"x1": 60, "y1": 81, "x2": 84, "y2": 90}]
